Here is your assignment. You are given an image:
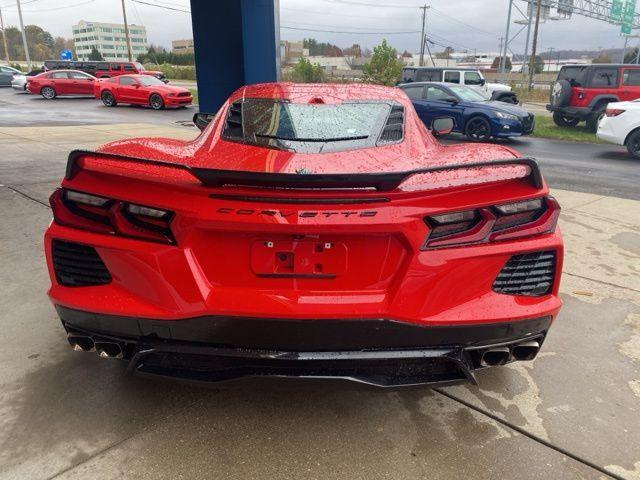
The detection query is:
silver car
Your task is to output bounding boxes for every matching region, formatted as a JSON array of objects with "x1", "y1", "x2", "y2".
[{"x1": 11, "y1": 73, "x2": 27, "y2": 91}]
